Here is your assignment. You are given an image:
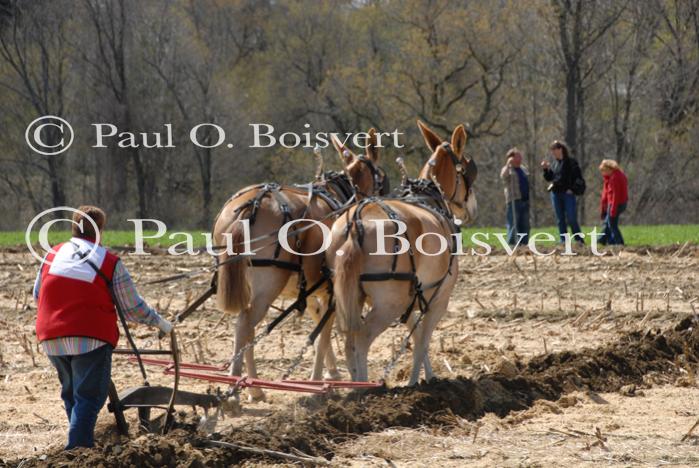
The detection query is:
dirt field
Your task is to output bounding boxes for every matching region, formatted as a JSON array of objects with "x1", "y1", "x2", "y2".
[{"x1": 1, "y1": 246, "x2": 698, "y2": 467}]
